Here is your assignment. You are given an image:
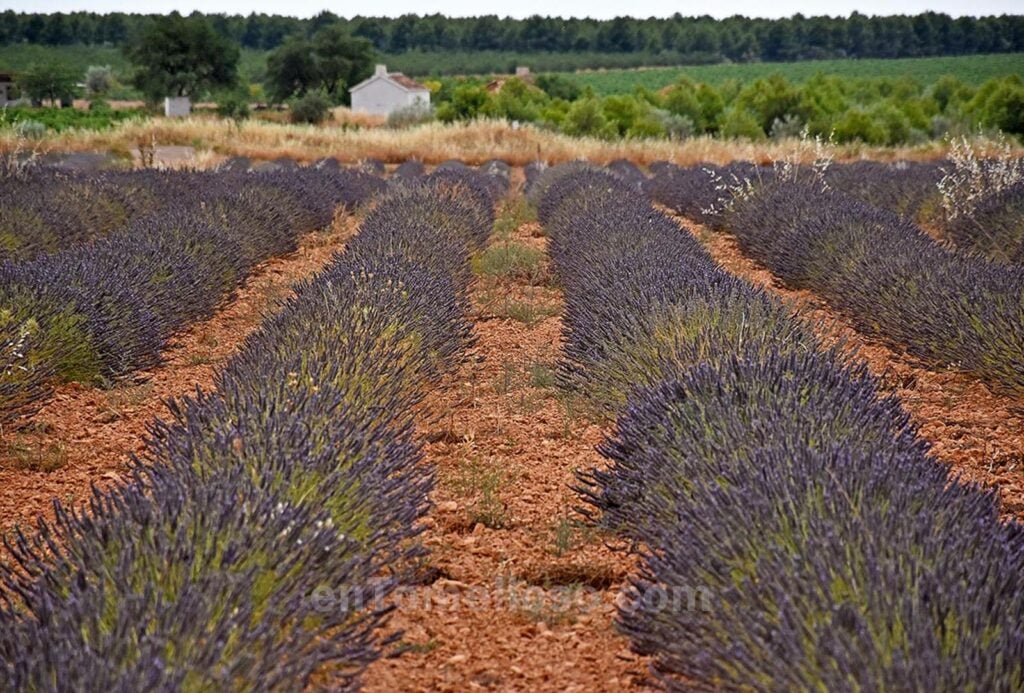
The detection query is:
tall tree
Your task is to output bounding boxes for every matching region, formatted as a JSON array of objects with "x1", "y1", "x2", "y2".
[
  {"x1": 19, "y1": 62, "x2": 78, "y2": 106},
  {"x1": 312, "y1": 25, "x2": 375, "y2": 103},
  {"x1": 265, "y1": 24, "x2": 375, "y2": 105},
  {"x1": 265, "y1": 37, "x2": 319, "y2": 103},
  {"x1": 124, "y1": 13, "x2": 239, "y2": 101}
]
